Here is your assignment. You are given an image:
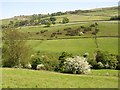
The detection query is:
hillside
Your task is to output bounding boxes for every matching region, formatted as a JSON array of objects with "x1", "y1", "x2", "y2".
[
  {"x1": 2, "y1": 68, "x2": 118, "y2": 88},
  {"x1": 1, "y1": 6, "x2": 118, "y2": 25},
  {"x1": 1, "y1": 6, "x2": 118, "y2": 57}
]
